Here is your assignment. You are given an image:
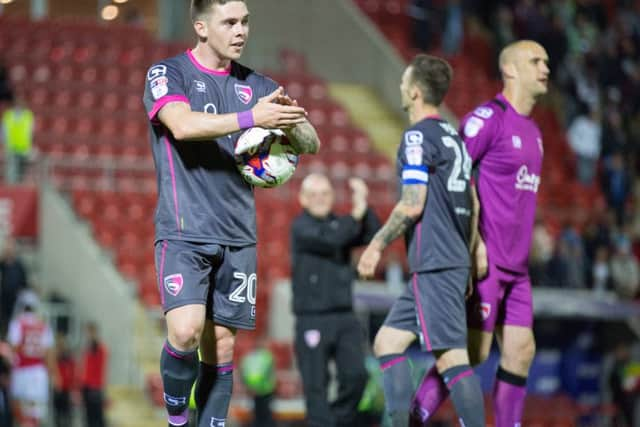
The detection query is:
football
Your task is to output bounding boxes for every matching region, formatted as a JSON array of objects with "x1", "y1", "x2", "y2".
[{"x1": 235, "y1": 127, "x2": 299, "y2": 188}]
